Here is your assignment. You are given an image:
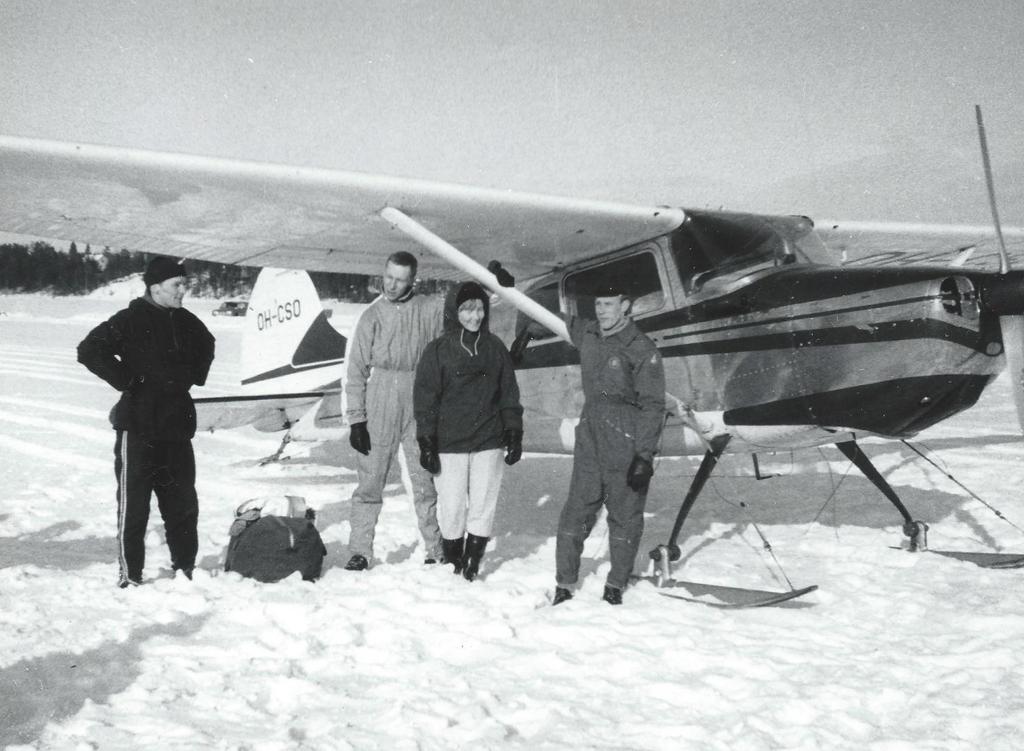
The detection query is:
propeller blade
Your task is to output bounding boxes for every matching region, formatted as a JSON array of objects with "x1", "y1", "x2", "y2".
[
  {"x1": 1000, "y1": 315, "x2": 1024, "y2": 434},
  {"x1": 976, "y1": 107, "x2": 1024, "y2": 434},
  {"x1": 976, "y1": 105, "x2": 1011, "y2": 274}
]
